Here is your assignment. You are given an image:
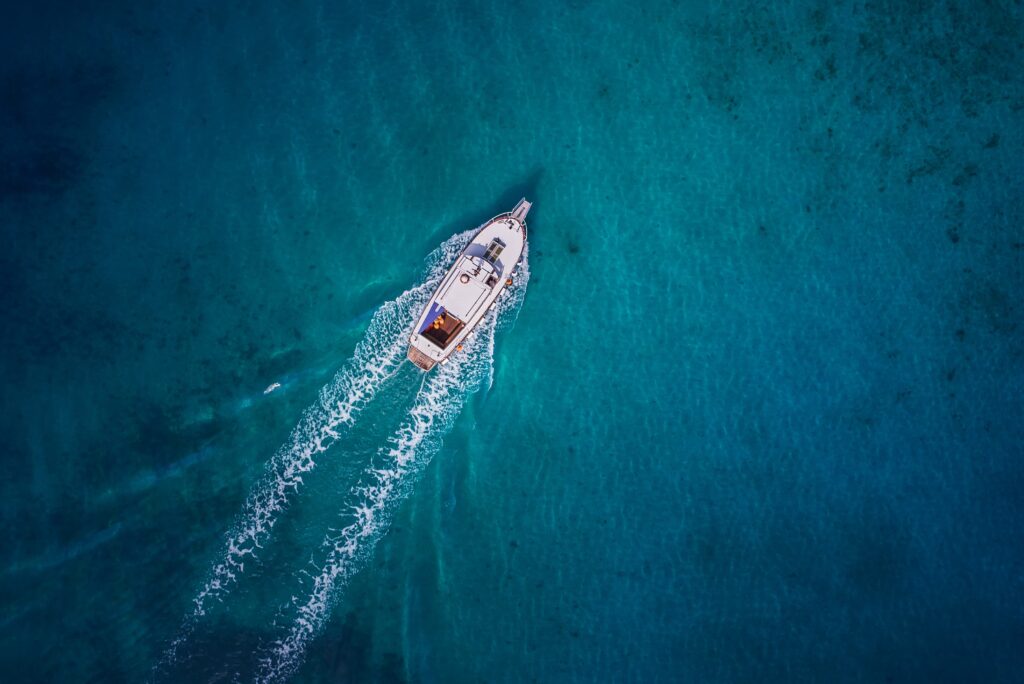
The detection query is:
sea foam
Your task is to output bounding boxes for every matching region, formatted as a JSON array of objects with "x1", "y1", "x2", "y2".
[
  {"x1": 159, "y1": 229, "x2": 477, "y2": 668},
  {"x1": 256, "y1": 244, "x2": 529, "y2": 683}
]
